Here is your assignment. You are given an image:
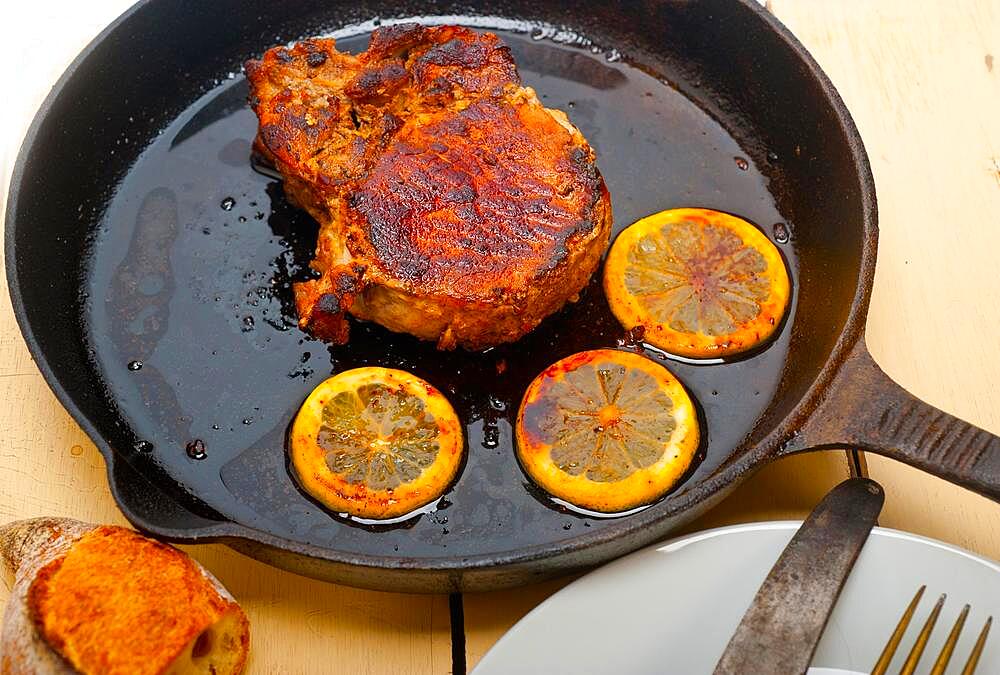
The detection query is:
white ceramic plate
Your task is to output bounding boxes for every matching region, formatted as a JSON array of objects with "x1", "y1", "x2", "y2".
[{"x1": 474, "y1": 523, "x2": 999, "y2": 674}]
